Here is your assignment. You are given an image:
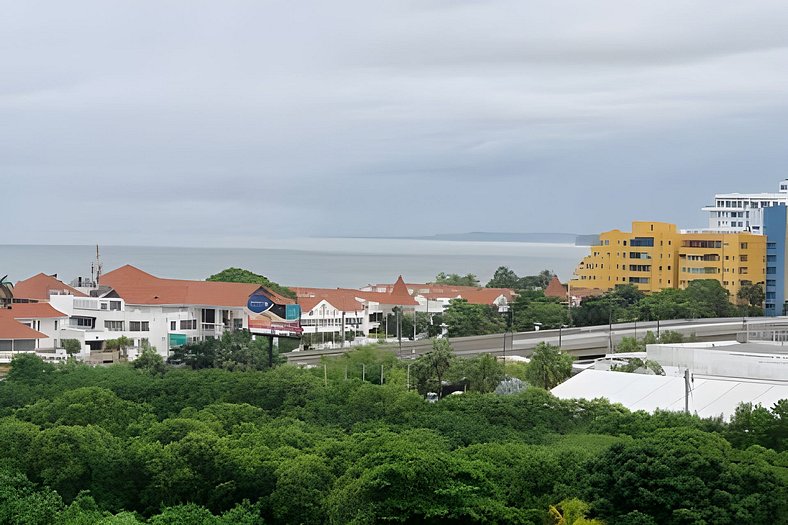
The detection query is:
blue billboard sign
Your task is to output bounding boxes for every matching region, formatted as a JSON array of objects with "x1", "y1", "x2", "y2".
[
  {"x1": 285, "y1": 304, "x2": 301, "y2": 321},
  {"x1": 247, "y1": 294, "x2": 274, "y2": 313}
]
